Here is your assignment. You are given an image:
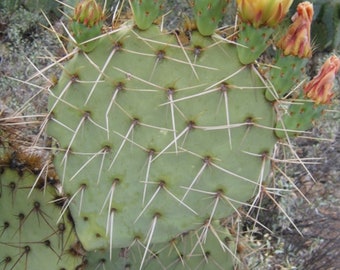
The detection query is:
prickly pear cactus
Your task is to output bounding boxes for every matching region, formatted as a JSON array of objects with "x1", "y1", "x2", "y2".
[
  {"x1": 2, "y1": 0, "x2": 338, "y2": 269},
  {"x1": 0, "y1": 168, "x2": 83, "y2": 269},
  {"x1": 47, "y1": 0, "x2": 278, "y2": 255},
  {"x1": 42, "y1": 1, "x2": 340, "y2": 269}
]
